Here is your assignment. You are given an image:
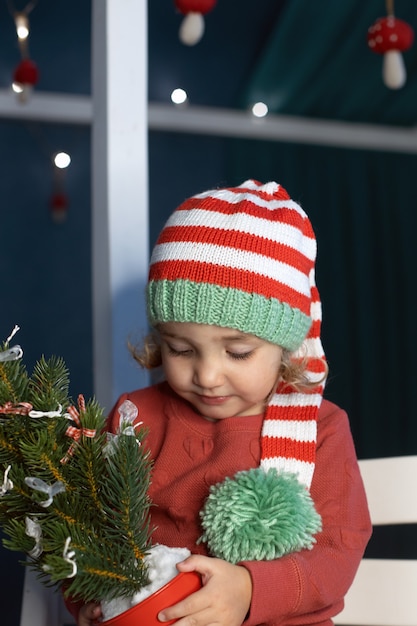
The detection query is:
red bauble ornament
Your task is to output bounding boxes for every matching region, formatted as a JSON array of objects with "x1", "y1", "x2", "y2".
[
  {"x1": 13, "y1": 58, "x2": 39, "y2": 86},
  {"x1": 367, "y1": 16, "x2": 414, "y2": 89},
  {"x1": 174, "y1": 0, "x2": 217, "y2": 45},
  {"x1": 13, "y1": 58, "x2": 39, "y2": 102},
  {"x1": 175, "y1": 0, "x2": 217, "y2": 14},
  {"x1": 50, "y1": 192, "x2": 69, "y2": 223}
]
